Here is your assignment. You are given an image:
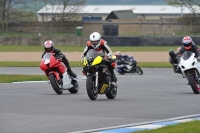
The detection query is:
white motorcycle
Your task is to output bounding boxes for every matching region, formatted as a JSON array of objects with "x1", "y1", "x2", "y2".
[{"x1": 179, "y1": 51, "x2": 200, "y2": 94}]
